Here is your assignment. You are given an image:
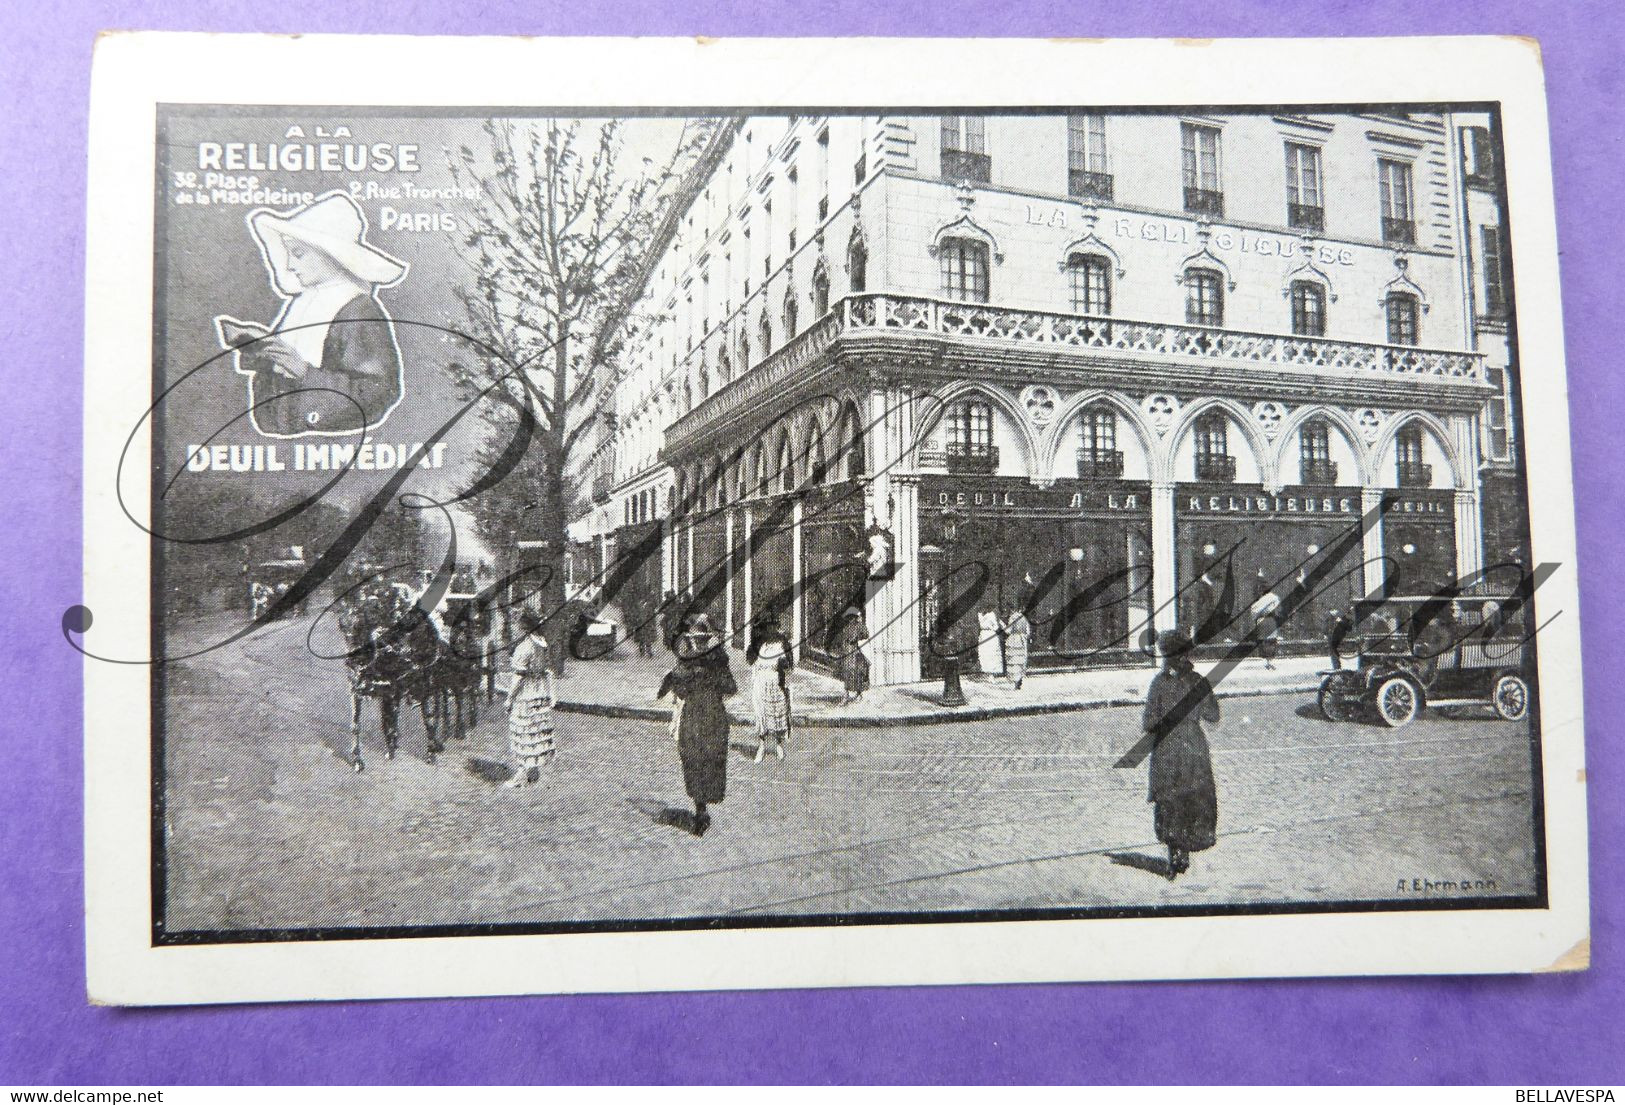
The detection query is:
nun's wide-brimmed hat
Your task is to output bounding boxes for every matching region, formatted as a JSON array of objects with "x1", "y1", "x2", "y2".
[
  {"x1": 250, "y1": 193, "x2": 408, "y2": 294},
  {"x1": 1250, "y1": 592, "x2": 1282, "y2": 619}
]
